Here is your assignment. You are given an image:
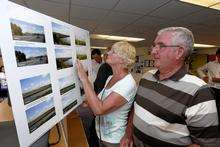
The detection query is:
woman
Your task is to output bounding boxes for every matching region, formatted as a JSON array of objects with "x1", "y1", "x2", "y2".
[{"x1": 76, "y1": 41, "x2": 137, "y2": 147}]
